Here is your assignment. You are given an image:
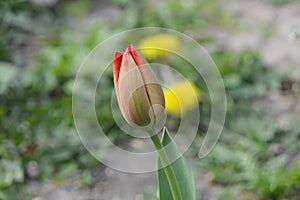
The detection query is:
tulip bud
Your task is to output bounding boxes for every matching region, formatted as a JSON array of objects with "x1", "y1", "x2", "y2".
[{"x1": 113, "y1": 44, "x2": 165, "y2": 128}]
